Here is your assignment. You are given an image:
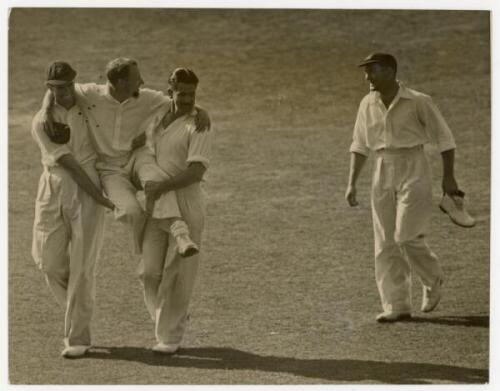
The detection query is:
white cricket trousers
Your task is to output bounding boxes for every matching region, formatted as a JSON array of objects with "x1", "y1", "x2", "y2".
[
  {"x1": 32, "y1": 167, "x2": 105, "y2": 346},
  {"x1": 133, "y1": 146, "x2": 181, "y2": 219},
  {"x1": 371, "y1": 146, "x2": 443, "y2": 313},
  {"x1": 99, "y1": 165, "x2": 145, "y2": 255},
  {"x1": 138, "y1": 183, "x2": 205, "y2": 345}
]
